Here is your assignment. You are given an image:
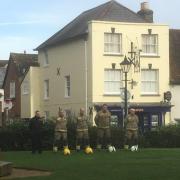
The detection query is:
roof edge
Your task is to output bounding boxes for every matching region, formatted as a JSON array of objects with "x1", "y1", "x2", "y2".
[
  {"x1": 89, "y1": 20, "x2": 168, "y2": 26},
  {"x1": 35, "y1": 33, "x2": 88, "y2": 51}
]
